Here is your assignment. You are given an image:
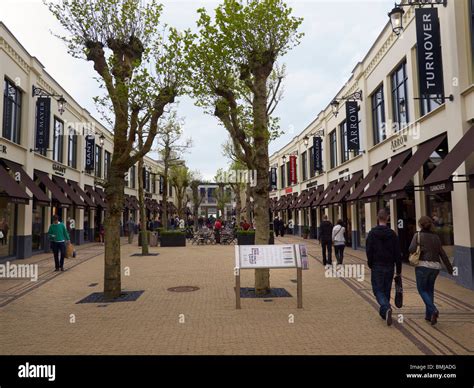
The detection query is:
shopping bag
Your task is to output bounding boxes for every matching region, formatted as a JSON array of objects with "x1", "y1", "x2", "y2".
[
  {"x1": 66, "y1": 242, "x2": 75, "y2": 259},
  {"x1": 394, "y1": 275, "x2": 403, "y2": 308}
]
